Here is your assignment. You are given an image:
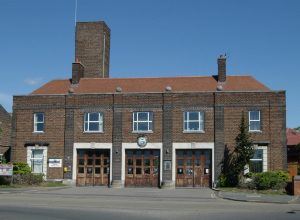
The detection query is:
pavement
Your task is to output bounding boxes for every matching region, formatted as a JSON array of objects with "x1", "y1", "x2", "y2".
[
  {"x1": 214, "y1": 188, "x2": 300, "y2": 204},
  {"x1": 1, "y1": 185, "x2": 300, "y2": 204}
]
